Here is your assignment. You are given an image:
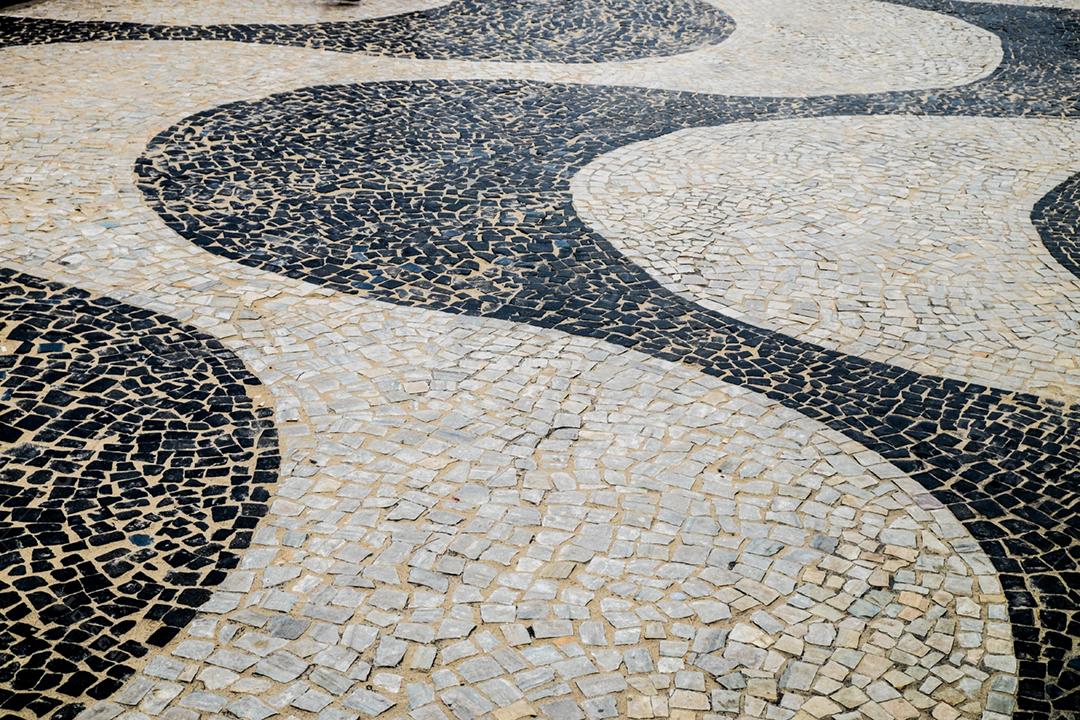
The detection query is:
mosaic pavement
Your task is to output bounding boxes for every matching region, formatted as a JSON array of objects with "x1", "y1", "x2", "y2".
[{"x1": 0, "y1": 2, "x2": 1076, "y2": 720}]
